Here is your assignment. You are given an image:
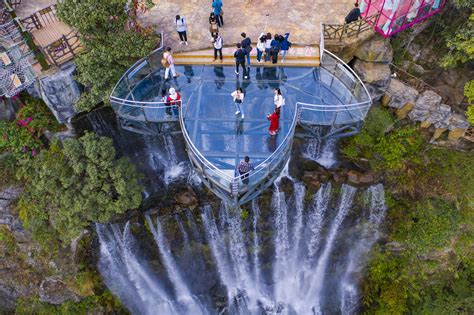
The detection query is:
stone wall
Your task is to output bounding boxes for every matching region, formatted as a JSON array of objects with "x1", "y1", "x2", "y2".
[
  {"x1": 382, "y1": 79, "x2": 471, "y2": 141},
  {"x1": 27, "y1": 63, "x2": 81, "y2": 124}
]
